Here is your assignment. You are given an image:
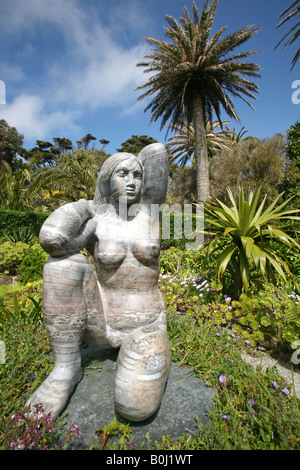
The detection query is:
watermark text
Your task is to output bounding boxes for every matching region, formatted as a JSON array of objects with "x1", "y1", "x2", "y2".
[{"x1": 0, "y1": 80, "x2": 6, "y2": 104}]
